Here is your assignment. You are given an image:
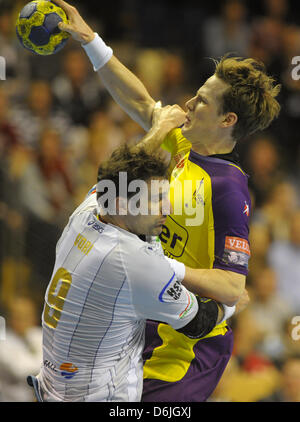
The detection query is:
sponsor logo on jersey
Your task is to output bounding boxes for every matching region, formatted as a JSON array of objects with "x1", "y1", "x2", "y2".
[
  {"x1": 60, "y1": 363, "x2": 78, "y2": 379},
  {"x1": 142, "y1": 245, "x2": 156, "y2": 256},
  {"x1": 166, "y1": 279, "x2": 183, "y2": 300},
  {"x1": 192, "y1": 178, "x2": 205, "y2": 207},
  {"x1": 174, "y1": 153, "x2": 185, "y2": 169},
  {"x1": 225, "y1": 236, "x2": 250, "y2": 255},
  {"x1": 88, "y1": 220, "x2": 104, "y2": 234},
  {"x1": 172, "y1": 154, "x2": 186, "y2": 179},
  {"x1": 44, "y1": 359, "x2": 57, "y2": 372},
  {"x1": 223, "y1": 236, "x2": 250, "y2": 268},
  {"x1": 159, "y1": 273, "x2": 183, "y2": 303},
  {"x1": 243, "y1": 201, "x2": 250, "y2": 217}
]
